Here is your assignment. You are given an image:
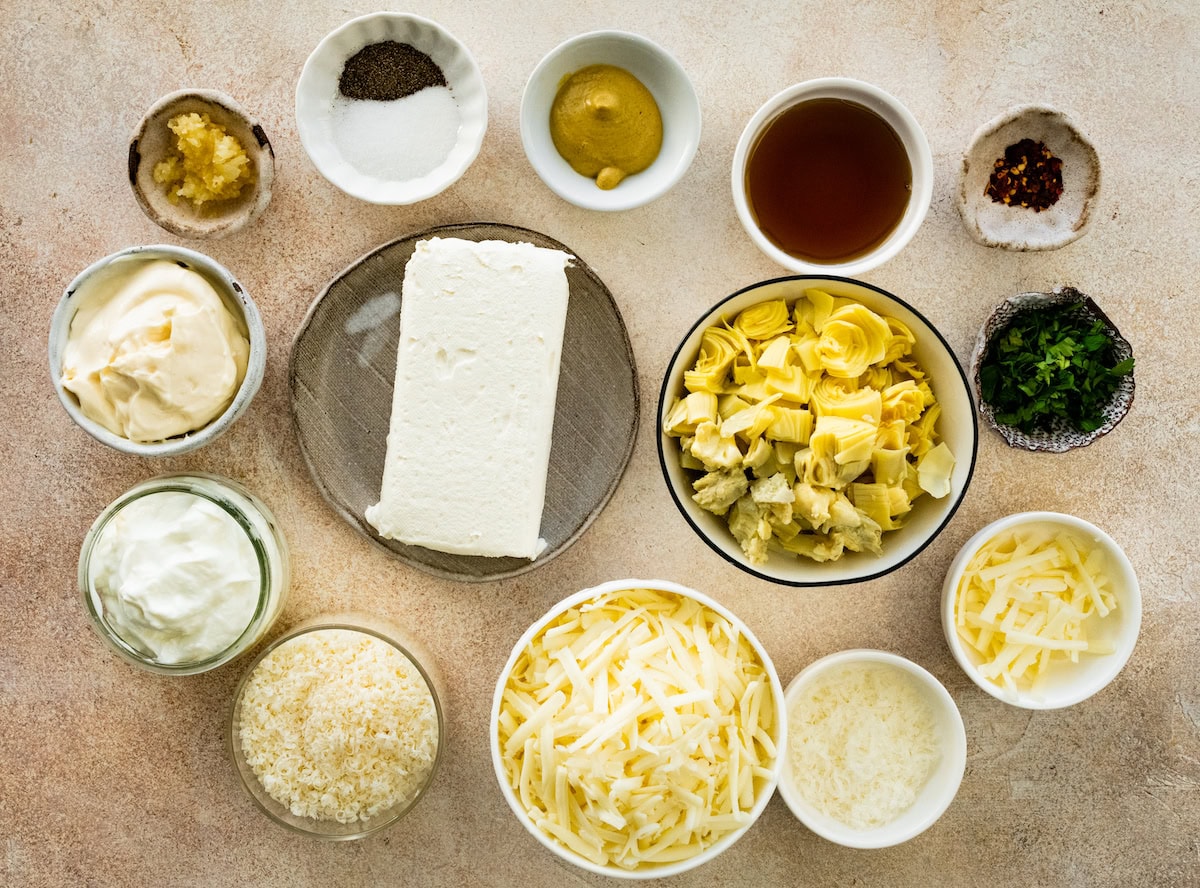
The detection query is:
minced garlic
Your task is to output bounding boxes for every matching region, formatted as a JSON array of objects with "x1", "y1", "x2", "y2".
[{"x1": 153, "y1": 112, "x2": 254, "y2": 207}]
